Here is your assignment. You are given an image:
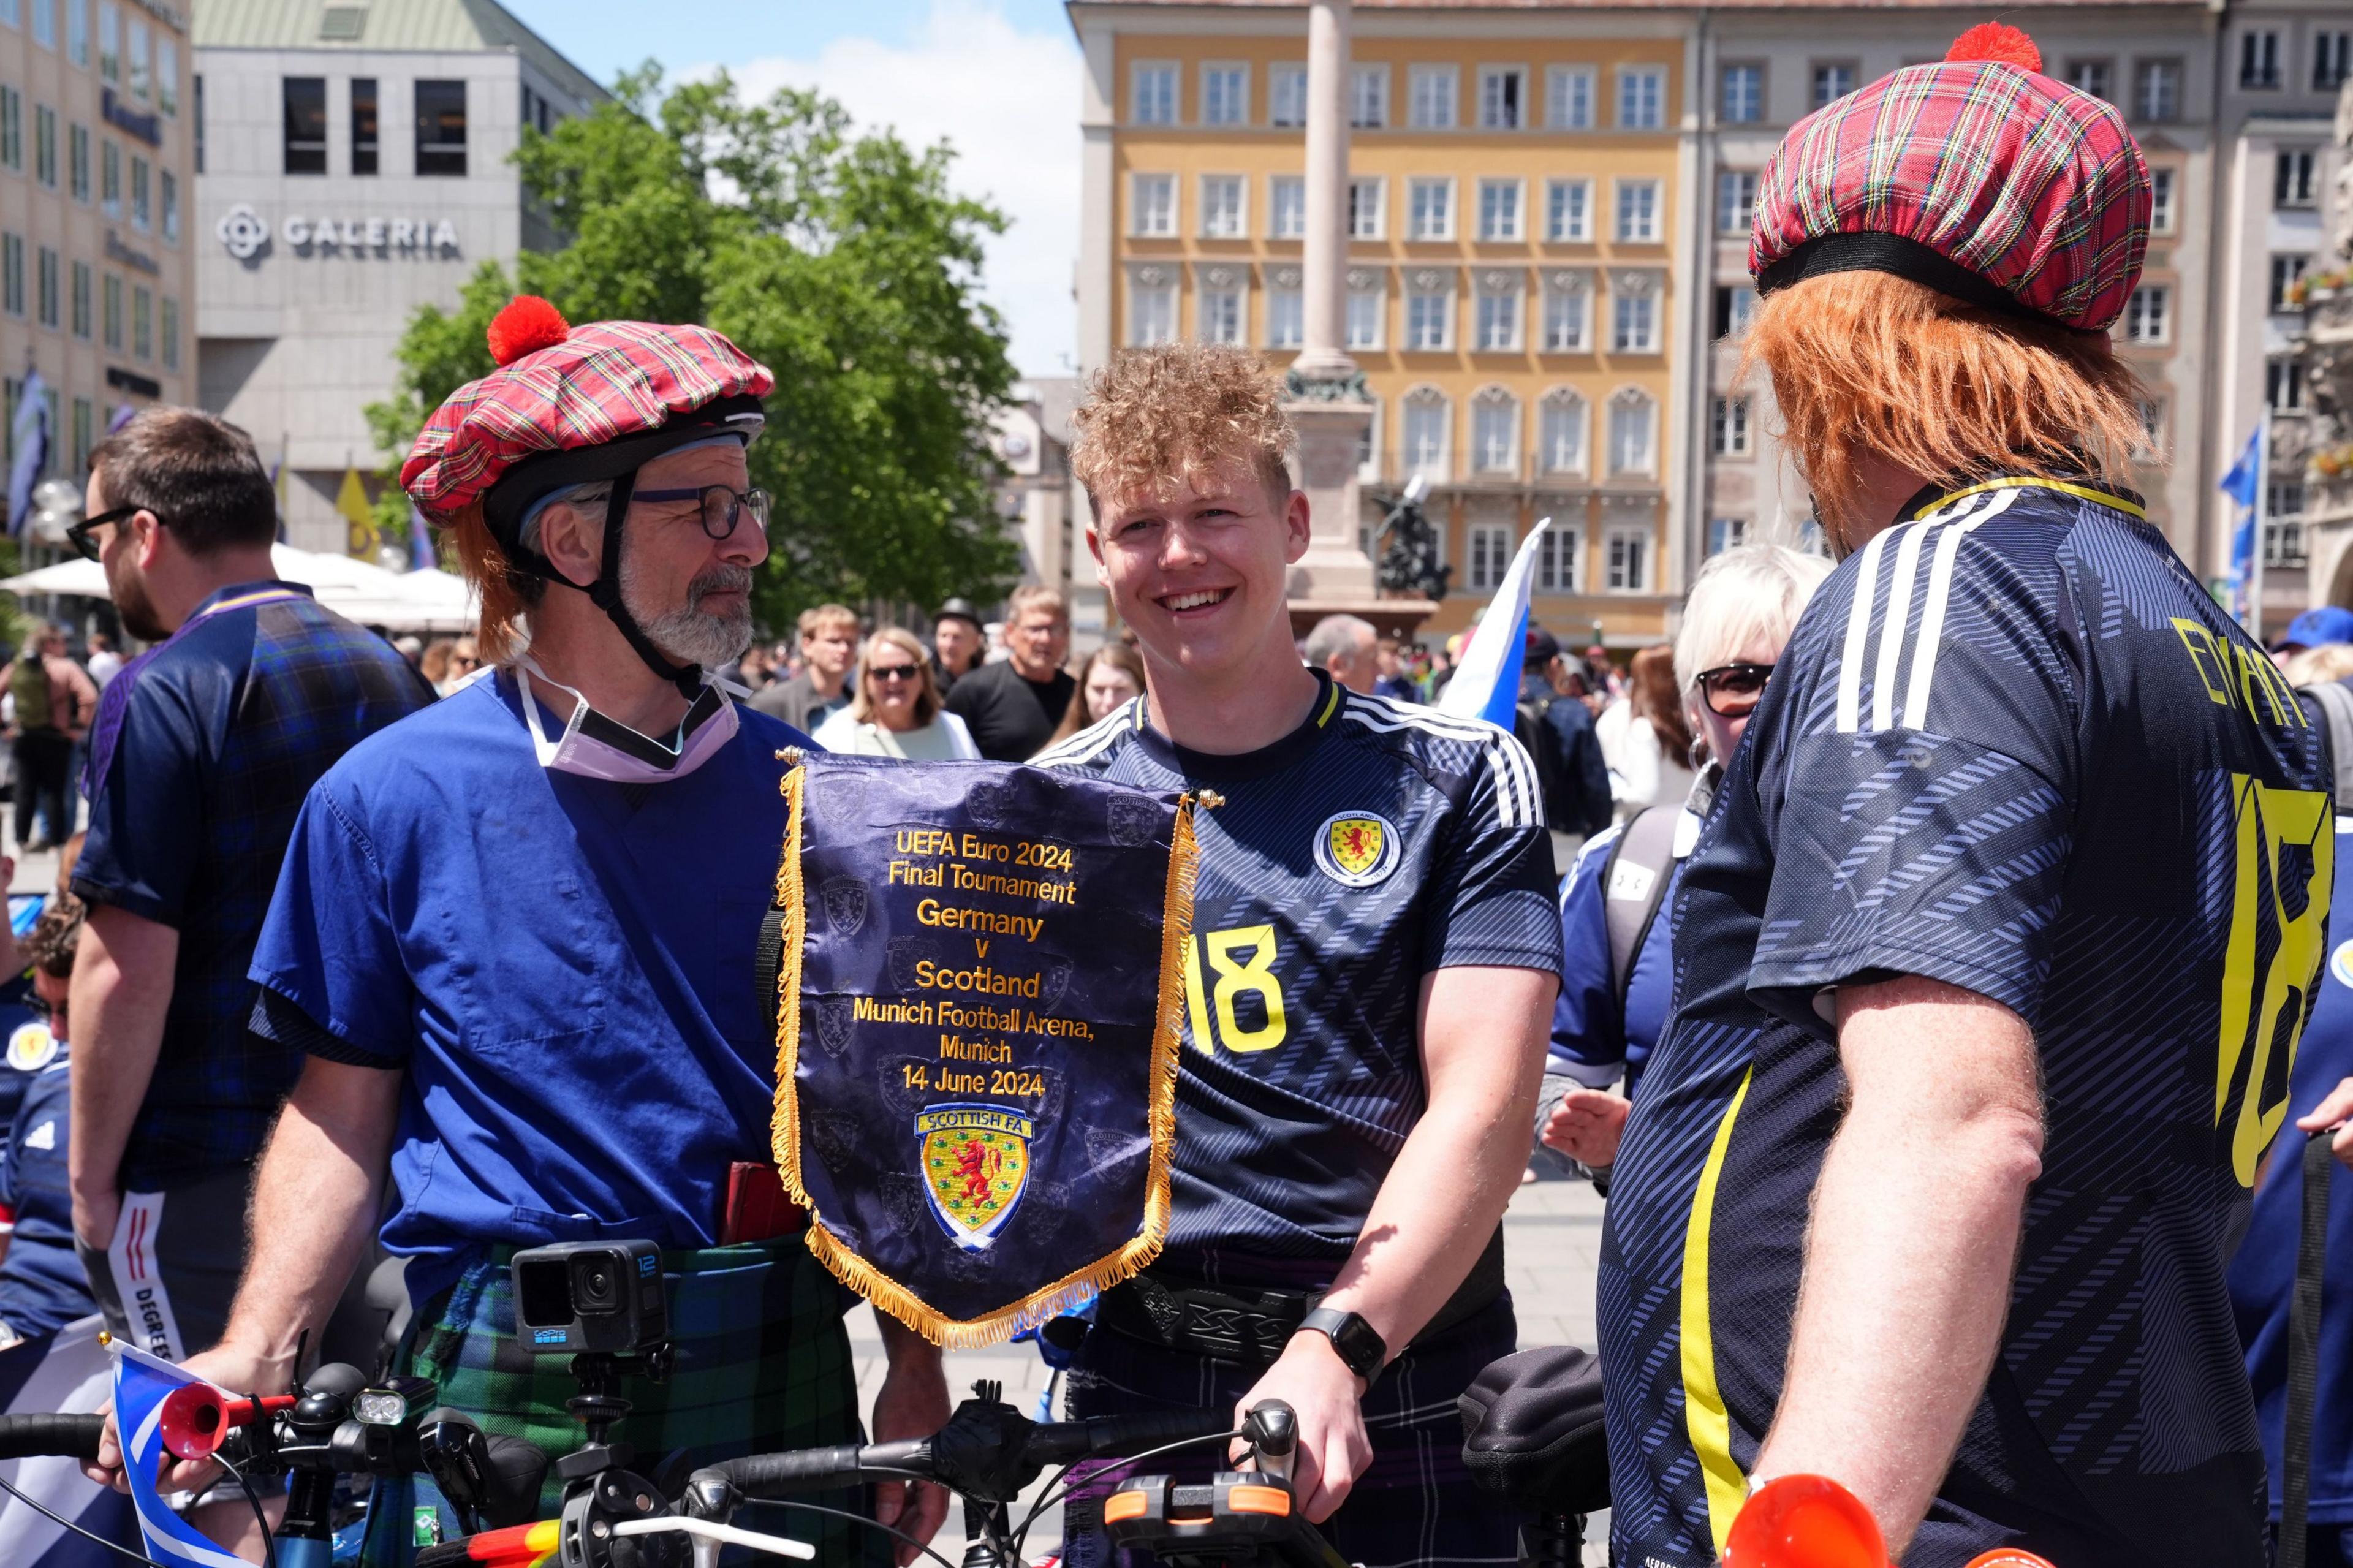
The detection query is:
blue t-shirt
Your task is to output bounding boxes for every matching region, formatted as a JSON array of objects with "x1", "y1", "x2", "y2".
[
  {"x1": 248, "y1": 671, "x2": 817, "y2": 1306},
  {"x1": 0, "y1": 1033, "x2": 94, "y2": 1338},
  {"x1": 2229, "y1": 789, "x2": 2353, "y2": 1524},
  {"x1": 1546, "y1": 809, "x2": 1693, "y2": 1093},
  {"x1": 1602, "y1": 479, "x2": 2330, "y2": 1568},
  {"x1": 1034, "y1": 677, "x2": 1559, "y2": 1272},
  {"x1": 71, "y1": 581, "x2": 433, "y2": 1191}
]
